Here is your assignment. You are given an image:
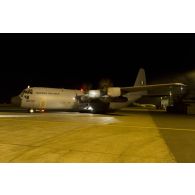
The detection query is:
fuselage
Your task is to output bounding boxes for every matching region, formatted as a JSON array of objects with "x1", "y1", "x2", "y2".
[
  {"x1": 11, "y1": 87, "x2": 143, "y2": 112},
  {"x1": 19, "y1": 87, "x2": 83, "y2": 110}
]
